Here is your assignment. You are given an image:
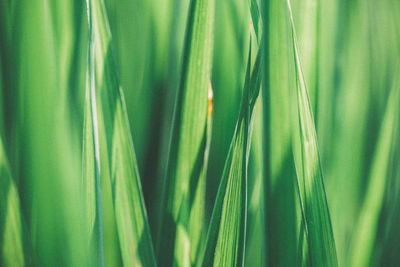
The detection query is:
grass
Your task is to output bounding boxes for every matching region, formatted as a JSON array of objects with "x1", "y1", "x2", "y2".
[
  {"x1": 156, "y1": 0, "x2": 214, "y2": 265},
  {"x1": 0, "y1": 0, "x2": 400, "y2": 266}
]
